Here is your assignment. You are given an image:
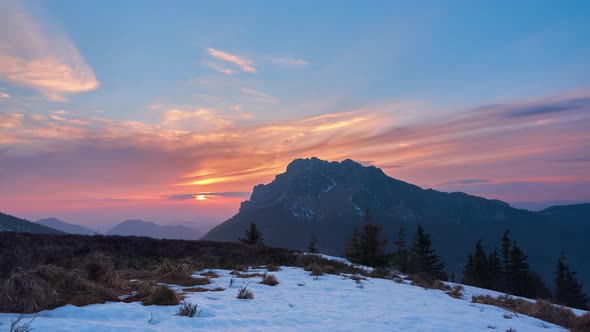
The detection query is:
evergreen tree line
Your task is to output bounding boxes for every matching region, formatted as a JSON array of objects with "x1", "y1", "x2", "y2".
[
  {"x1": 344, "y1": 209, "x2": 447, "y2": 280},
  {"x1": 462, "y1": 230, "x2": 588, "y2": 310},
  {"x1": 240, "y1": 215, "x2": 588, "y2": 310}
]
